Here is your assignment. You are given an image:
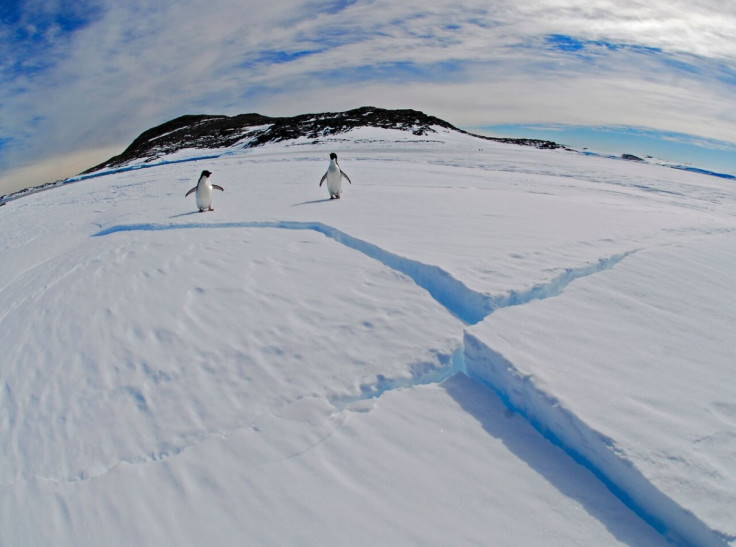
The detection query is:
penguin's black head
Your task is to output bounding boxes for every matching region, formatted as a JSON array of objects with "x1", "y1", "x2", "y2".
[
  {"x1": 329, "y1": 153, "x2": 337, "y2": 160},
  {"x1": 200, "y1": 170, "x2": 212, "y2": 178}
]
